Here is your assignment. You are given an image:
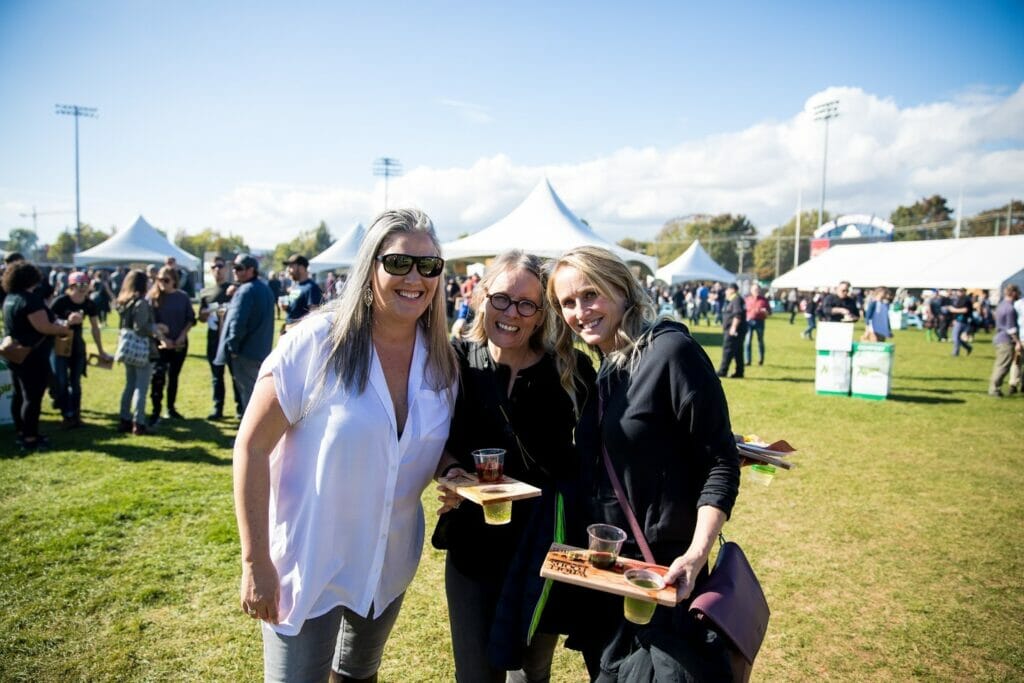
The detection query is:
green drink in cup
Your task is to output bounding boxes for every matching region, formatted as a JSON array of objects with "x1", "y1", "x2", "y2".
[
  {"x1": 623, "y1": 568, "x2": 665, "y2": 624},
  {"x1": 481, "y1": 498, "x2": 512, "y2": 525}
]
